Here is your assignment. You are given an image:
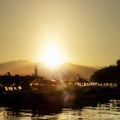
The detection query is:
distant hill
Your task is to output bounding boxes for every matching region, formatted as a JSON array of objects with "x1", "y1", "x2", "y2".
[
  {"x1": 0, "y1": 60, "x2": 97, "y2": 80},
  {"x1": 92, "y1": 66, "x2": 106, "y2": 69}
]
